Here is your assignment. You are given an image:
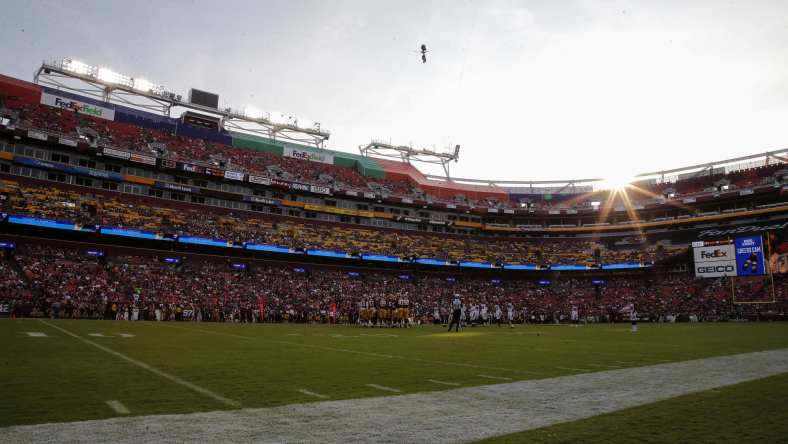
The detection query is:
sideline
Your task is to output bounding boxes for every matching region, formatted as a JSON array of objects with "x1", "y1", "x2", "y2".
[{"x1": 4, "y1": 347, "x2": 788, "y2": 443}]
